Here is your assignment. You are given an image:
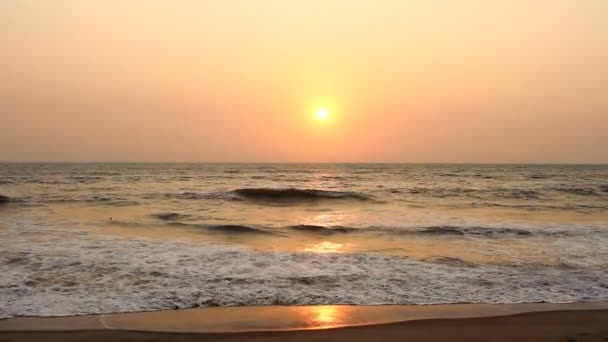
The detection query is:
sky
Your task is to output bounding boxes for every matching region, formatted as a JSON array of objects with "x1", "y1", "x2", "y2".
[{"x1": 1, "y1": 0, "x2": 607, "y2": 163}]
